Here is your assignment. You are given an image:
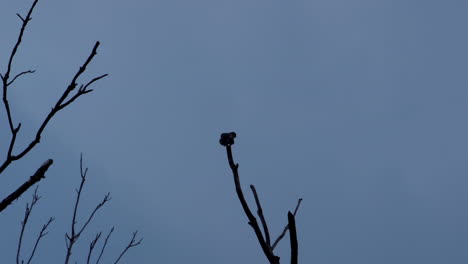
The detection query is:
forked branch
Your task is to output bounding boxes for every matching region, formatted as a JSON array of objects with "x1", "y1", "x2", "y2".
[
  {"x1": 0, "y1": 0, "x2": 107, "y2": 177},
  {"x1": 272, "y1": 198, "x2": 302, "y2": 250},
  {"x1": 64, "y1": 155, "x2": 142, "y2": 264},
  {"x1": 220, "y1": 132, "x2": 302, "y2": 264},
  {"x1": 113, "y1": 231, "x2": 143, "y2": 264},
  {"x1": 16, "y1": 186, "x2": 54, "y2": 264},
  {"x1": 64, "y1": 155, "x2": 110, "y2": 264}
]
